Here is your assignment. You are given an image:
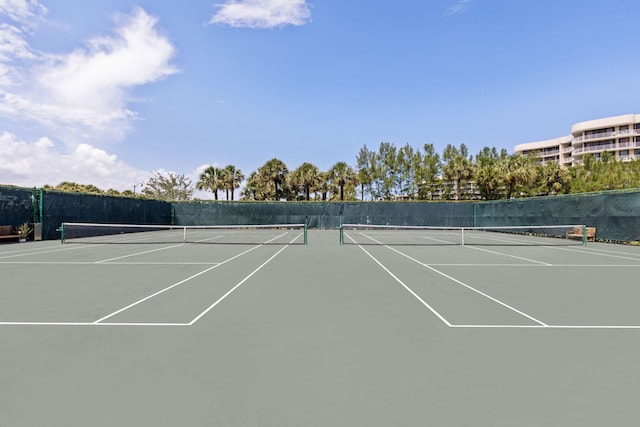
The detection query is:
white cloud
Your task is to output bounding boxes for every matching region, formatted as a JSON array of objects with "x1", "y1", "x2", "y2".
[
  {"x1": 446, "y1": 0, "x2": 472, "y2": 16},
  {"x1": 0, "y1": 7, "x2": 177, "y2": 144},
  {"x1": 0, "y1": 4, "x2": 188, "y2": 192},
  {"x1": 0, "y1": 0, "x2": 47, "y2": 25},
  {"x1": 0, "y1": 132, "x2": 222, "y2": 196},
  {"x1": 0, "y1": 0, "x2": 45, "y2": 86},
  {"x1": 0, "y1": 131, "x2": 149, "y2": 190},
  {"x1": 210, "y1": 0, "x2": 311, "y2": 29},
  {"x1": 0, "y1": 23, "x2": 37, "y2": 63}
]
